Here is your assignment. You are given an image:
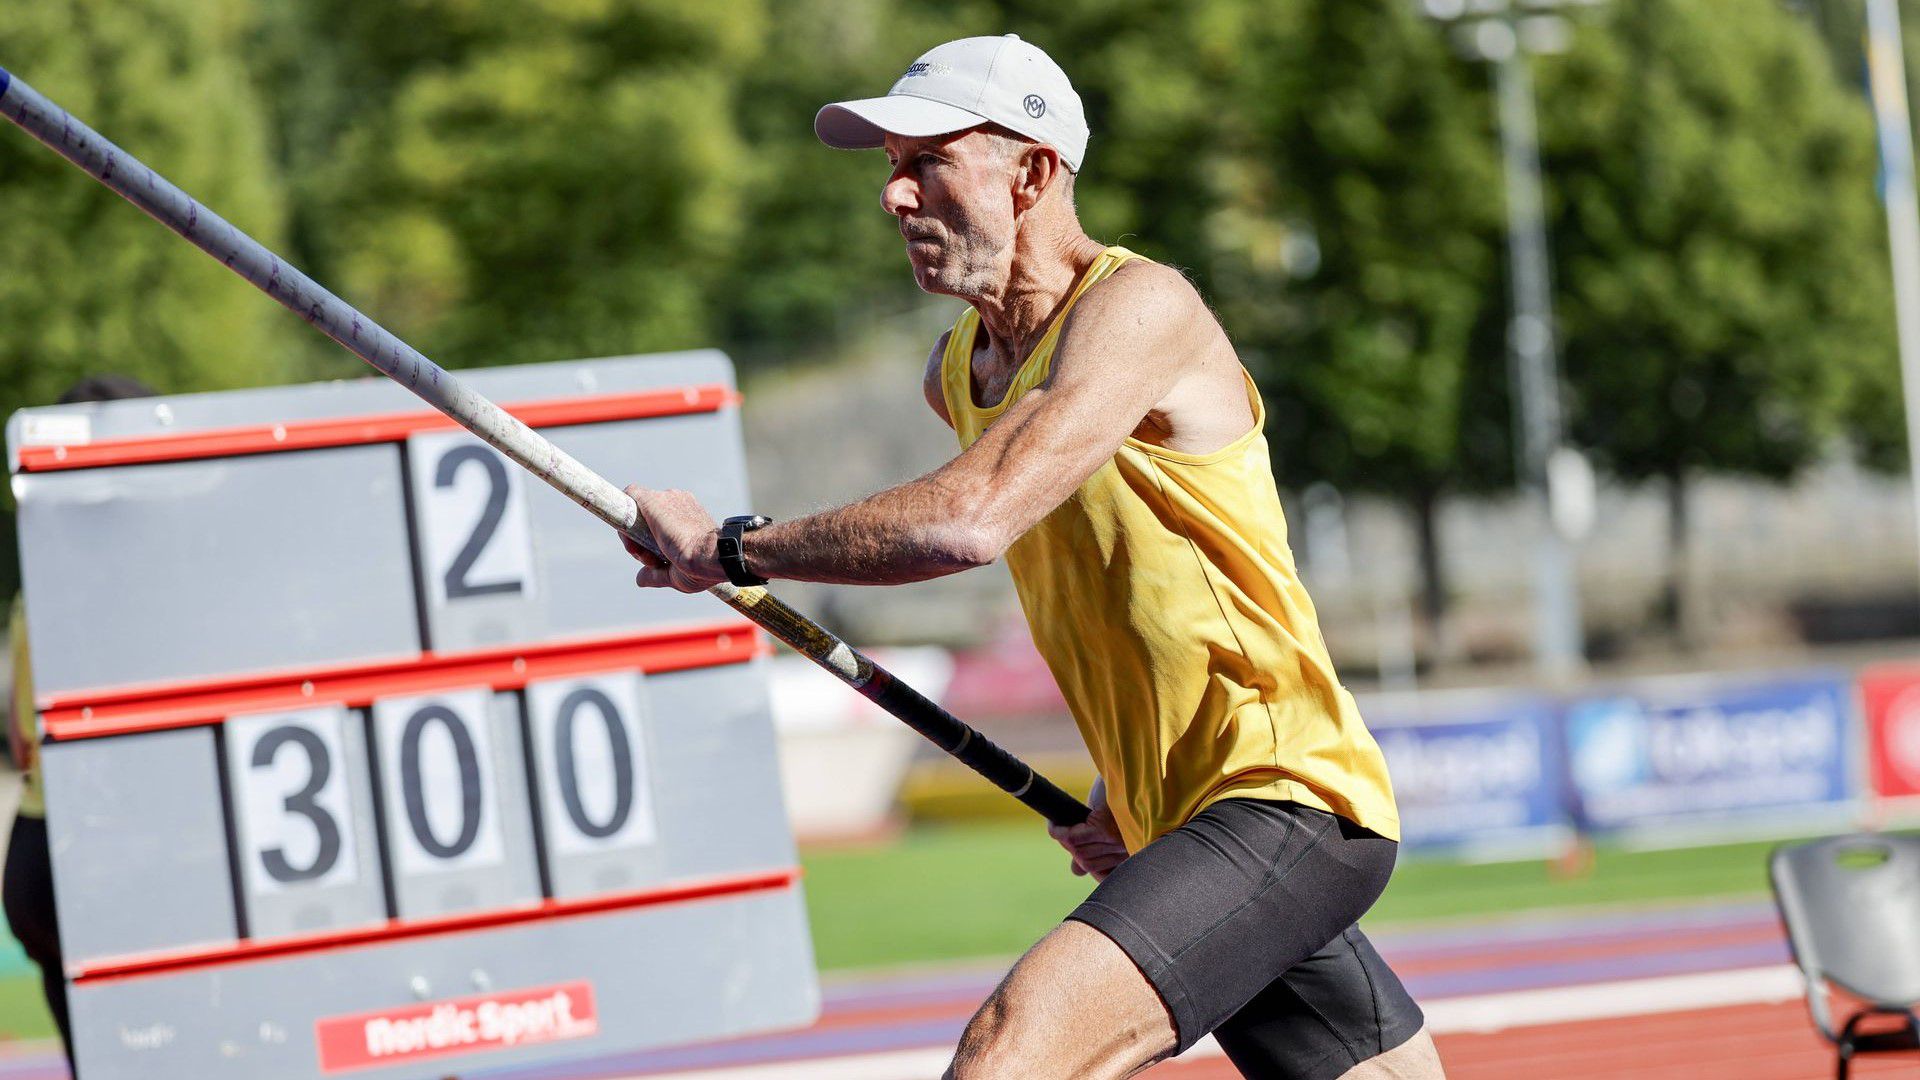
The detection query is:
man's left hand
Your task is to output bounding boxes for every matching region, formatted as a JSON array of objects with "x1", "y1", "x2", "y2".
[
  {"x1": 1049, "y1": 776, "x2": 1128, "y2": 881},
  {"x1": 620, "y1": 485, "x2": 725, "y2": 593}
]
